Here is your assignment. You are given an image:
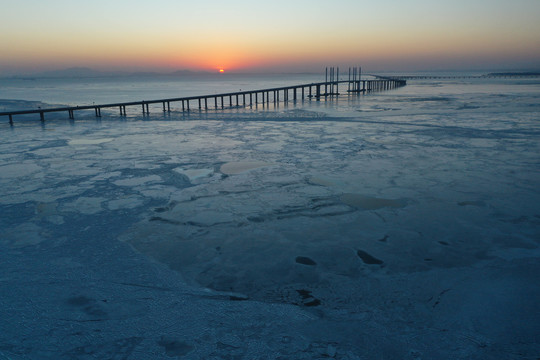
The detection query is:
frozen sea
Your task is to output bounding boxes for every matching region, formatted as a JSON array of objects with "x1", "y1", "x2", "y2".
[{"x1": 1, "y1": 73, "x2": 539, "y2": 359}]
